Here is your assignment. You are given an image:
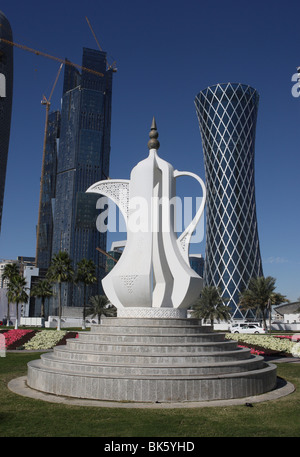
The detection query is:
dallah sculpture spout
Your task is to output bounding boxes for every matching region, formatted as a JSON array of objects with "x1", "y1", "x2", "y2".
[{"x1": 86, "y1": 118, "x2": 206, "y2": 318}]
